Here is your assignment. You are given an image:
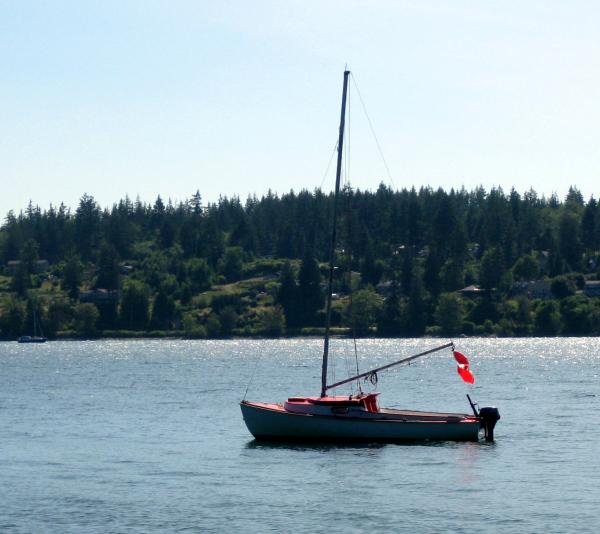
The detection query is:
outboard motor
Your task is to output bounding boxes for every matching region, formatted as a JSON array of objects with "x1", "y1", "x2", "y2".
[{"x1": 479, "y1": 406, "x2": 501, "y2": 442}]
